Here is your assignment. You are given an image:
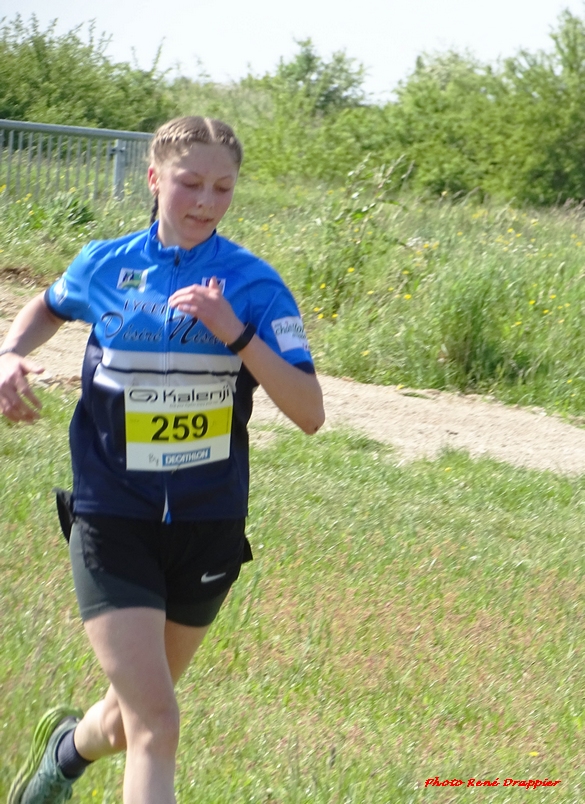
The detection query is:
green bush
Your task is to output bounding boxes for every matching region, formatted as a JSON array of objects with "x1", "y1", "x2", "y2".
[{"x1": 0, "y1": 15, "x2": 176, "y2": 130}]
